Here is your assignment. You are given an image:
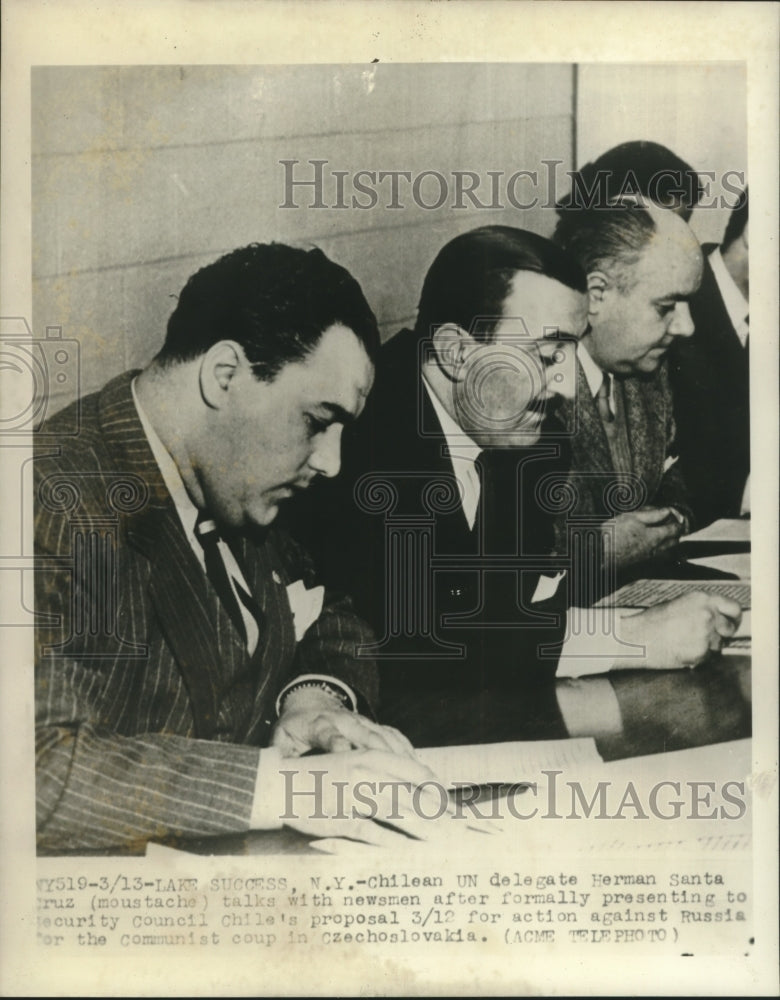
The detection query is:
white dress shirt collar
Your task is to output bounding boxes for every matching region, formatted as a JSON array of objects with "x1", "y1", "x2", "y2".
[
  {"x1": 421, "y1": 374, "x2": 482, "y2": 529},
  {"x1": 131, "y1": 376, "x2": 200, "y2": 546},
  {"x1": 708, "y1": 246, "x2": 749, "y2": 347},
  {"x1": 131, "y1": 377, "x2": 260, "y2": 652}
]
